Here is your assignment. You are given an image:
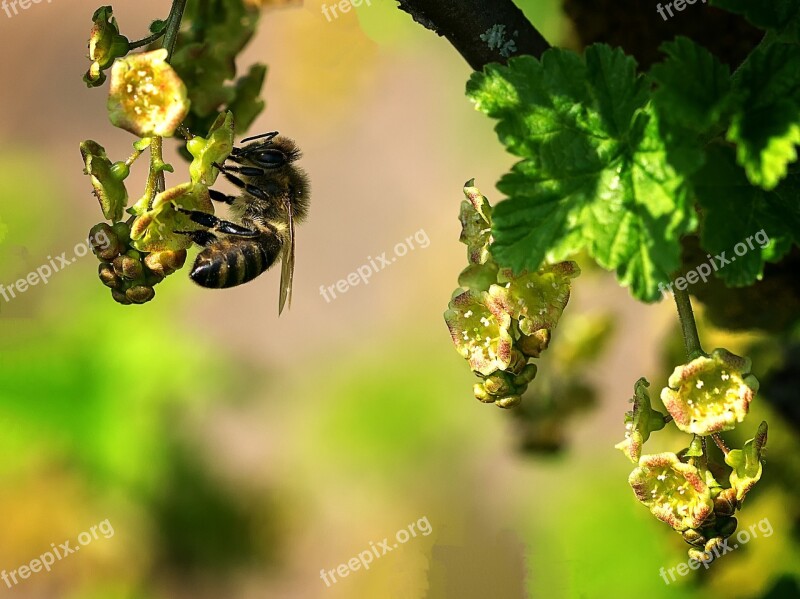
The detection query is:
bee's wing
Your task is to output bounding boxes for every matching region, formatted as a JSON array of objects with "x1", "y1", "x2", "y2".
[{"x1": 278, "y1": 197, "x2": 295, "y2": 315}]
